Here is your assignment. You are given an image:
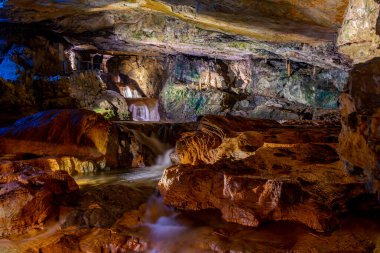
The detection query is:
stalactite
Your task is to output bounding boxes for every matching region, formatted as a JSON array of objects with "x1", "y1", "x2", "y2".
[{"x1": 286, "y1": 59, "x2": 291, "y2": 77}]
